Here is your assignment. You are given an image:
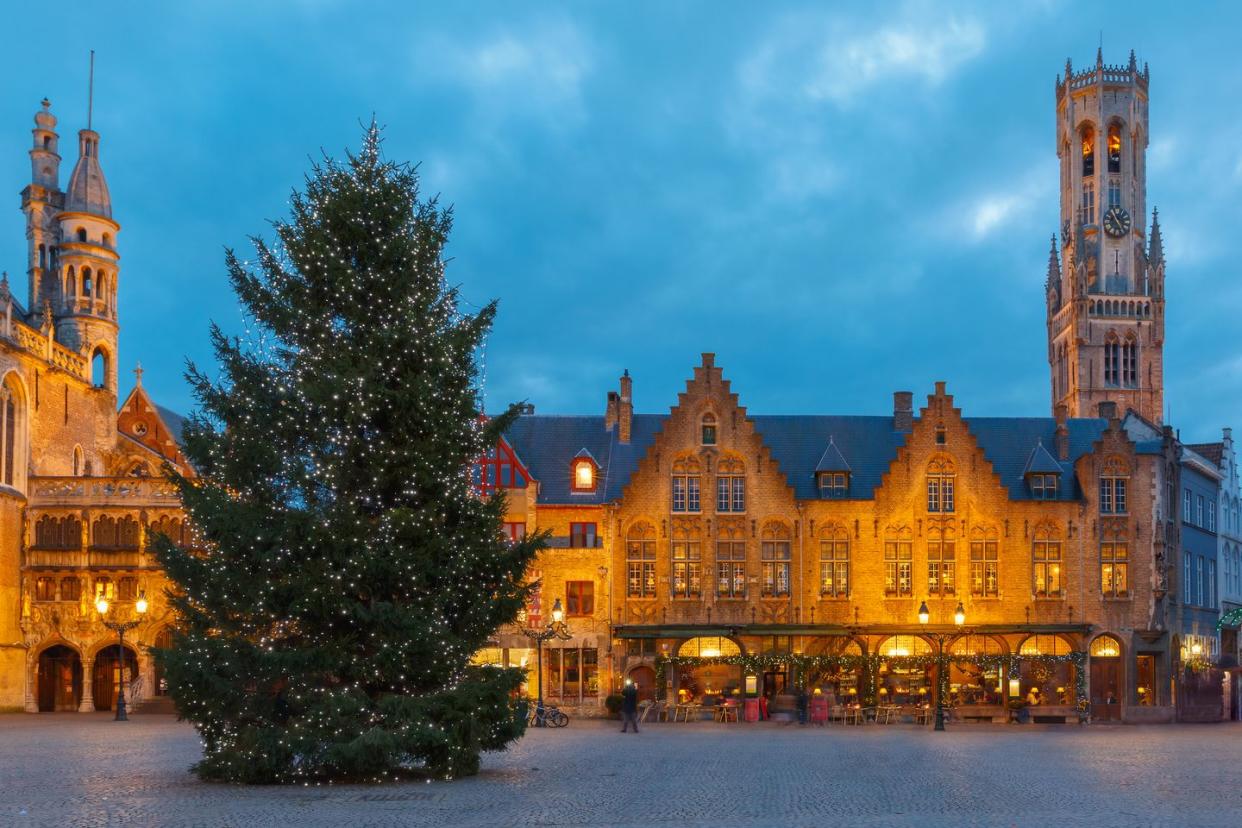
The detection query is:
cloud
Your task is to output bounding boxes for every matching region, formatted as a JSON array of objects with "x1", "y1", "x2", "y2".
[
  {"x1": 946, "y1": 161, "x2": 1056, "y2": 243},
  {"x1": 416, "y1": 19, "x2": 593, "y2": 126},
  {"x1": 739, "y1": 11, "x2": 986, "y2": 110}
]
